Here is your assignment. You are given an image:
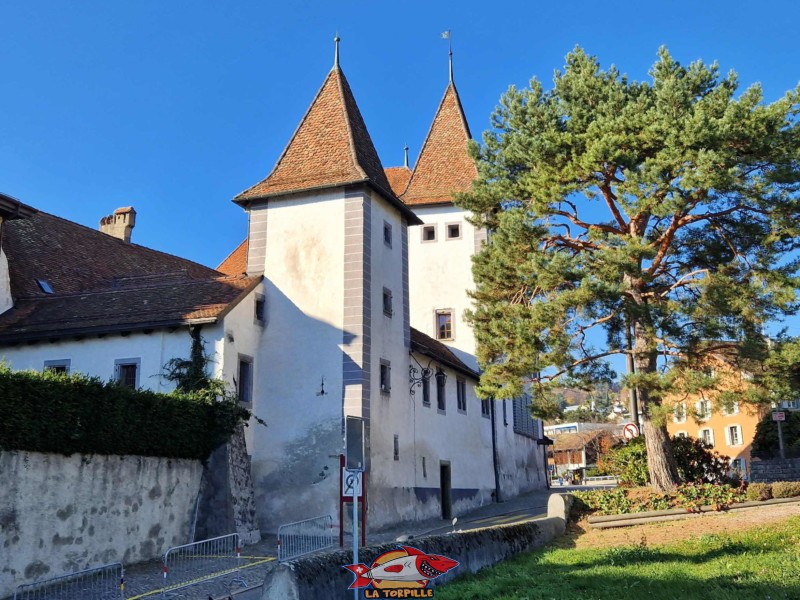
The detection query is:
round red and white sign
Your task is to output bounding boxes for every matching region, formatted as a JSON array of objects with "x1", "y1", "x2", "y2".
[{"x1": 622, "y1": 423, "x2": 640, "y2": 440}]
